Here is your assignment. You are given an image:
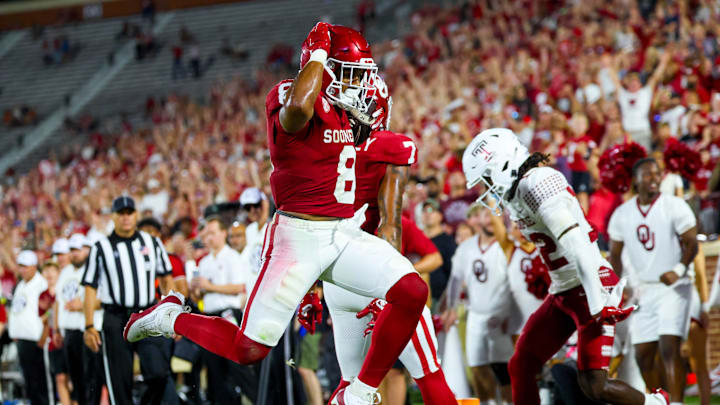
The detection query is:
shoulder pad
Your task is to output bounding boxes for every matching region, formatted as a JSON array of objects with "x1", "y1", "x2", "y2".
[
  {"x1": 518, "y1": 167, "x2": 570, "y2": 213},
  {"x1": 359, "y1": 131, "x2": 416, "y2": 166}
]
